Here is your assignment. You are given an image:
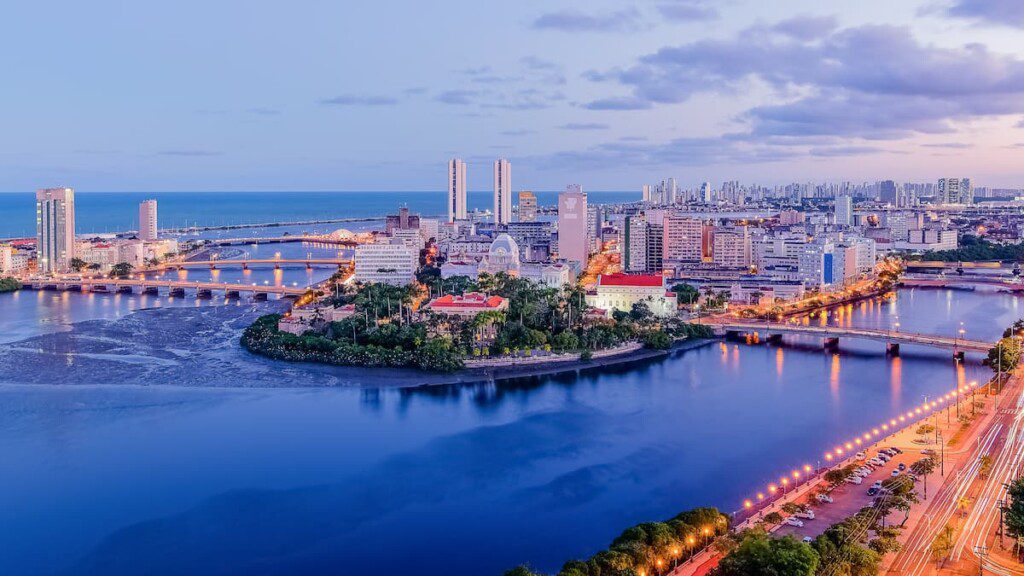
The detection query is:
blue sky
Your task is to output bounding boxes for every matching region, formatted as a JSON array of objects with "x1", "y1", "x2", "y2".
[{"x1": 3, "y1": 0, "x2": 1024, "y2": 191}]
